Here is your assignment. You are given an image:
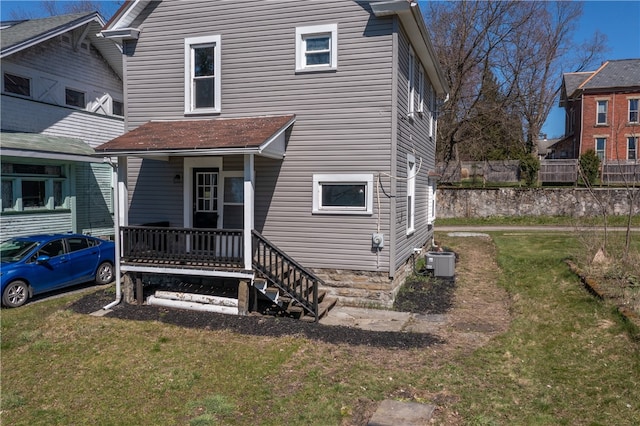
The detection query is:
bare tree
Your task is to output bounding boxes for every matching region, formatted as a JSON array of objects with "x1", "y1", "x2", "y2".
[
  {"x1": 9, "y1": 1, "x2": 121, "y2": 20},
  {"x1": 428, "y1": 1, "x2": 606, "y2": 165}
]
